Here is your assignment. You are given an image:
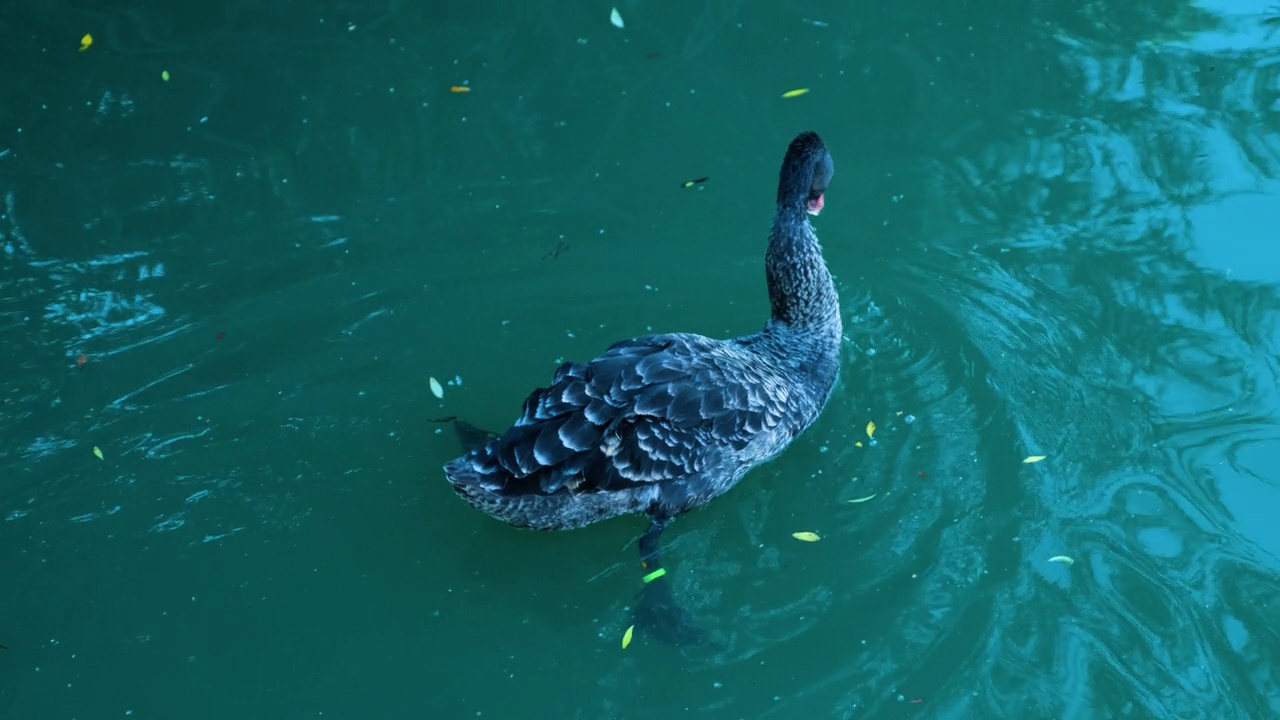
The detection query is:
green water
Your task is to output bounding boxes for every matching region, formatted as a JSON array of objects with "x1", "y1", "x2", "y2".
[{"x1": 3, "y1": 0, "x2": 1280, "y2": 718}]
